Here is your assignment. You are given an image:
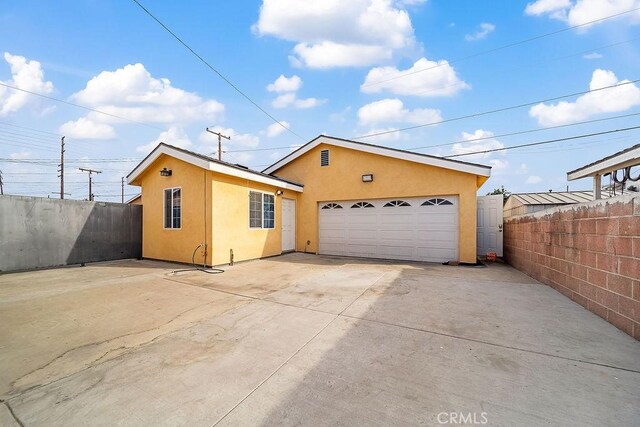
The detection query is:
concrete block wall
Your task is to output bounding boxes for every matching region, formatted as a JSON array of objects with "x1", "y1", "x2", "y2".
[
  {"x1": 0, "y1": 195, "x2": 142, "y2": 272},
  {"x1": 504, "y1": 194, "x2": 640, "y2": 340}
]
